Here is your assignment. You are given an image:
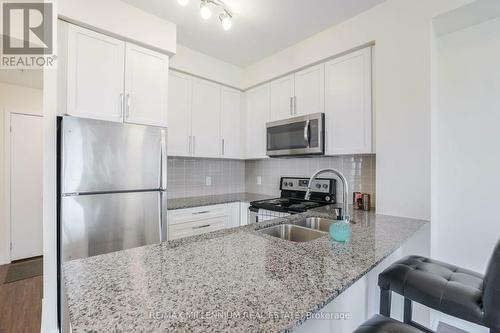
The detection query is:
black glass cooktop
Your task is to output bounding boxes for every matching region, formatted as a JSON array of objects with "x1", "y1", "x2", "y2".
[{"x1": 250, "y1": 198, "x2": 327, "y2": 213}]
